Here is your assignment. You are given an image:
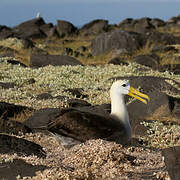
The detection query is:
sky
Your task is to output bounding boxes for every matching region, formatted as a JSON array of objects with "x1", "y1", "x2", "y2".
[{"x1": 0, "y1": 0, "x2": 180, "y2": 27}]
